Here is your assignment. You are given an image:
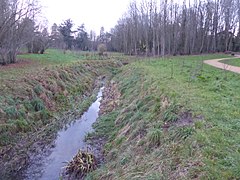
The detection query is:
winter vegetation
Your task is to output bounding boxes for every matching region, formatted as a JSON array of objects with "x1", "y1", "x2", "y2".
[
  {"x1": 2, "y1": 0, "x2": 240, "y2": 65},
  {"x1": 109, "y1": 0, "x2": 240, "y2": 55},
  {"x1": 86, "y1": 54, "x2": 240, "y2": 179},
  {"x1": 1, "y1": 0, "x2": 240, "y2": 179},
  {"x1": 0, "y1": 0, "x2": 40, "y2": 65}
]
